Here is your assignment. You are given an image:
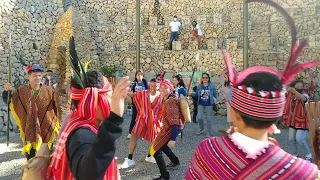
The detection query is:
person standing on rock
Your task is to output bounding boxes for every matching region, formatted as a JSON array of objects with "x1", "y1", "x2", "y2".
[
  {"x1": 191, "y1": 21, "x2": 203, "y2": 49},
  {"x1": 2, "y1": 64, "x2": 60, "y2": 160},
  {"x1": 120, "y1": 78, "x2": 162, "y2": 169},
  {"x1": 169, "y1": 15, "x2": 181, "y2": 50},
  {"x1": 127, "y1": 71, "x2": 149, "y2": 139},
  {"x1": 150, "y1": 80, "x2": 183, "y2": 180}
]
